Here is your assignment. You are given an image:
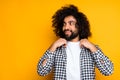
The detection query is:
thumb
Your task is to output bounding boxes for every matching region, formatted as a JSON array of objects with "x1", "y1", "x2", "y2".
[
  {"x1": 63, "y1": 43, "x2": 67, "y2": 47},
  {"x1": 80, "y1": 41, "x2": 84, "y2": 48}
]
